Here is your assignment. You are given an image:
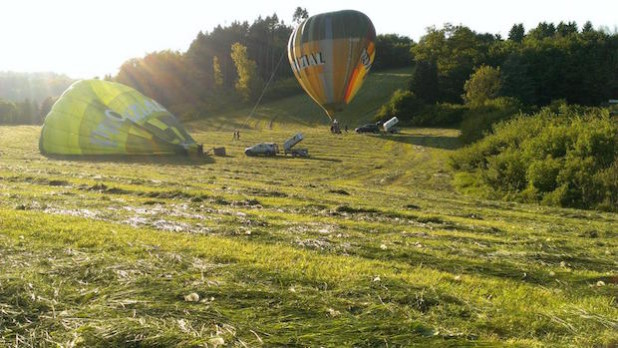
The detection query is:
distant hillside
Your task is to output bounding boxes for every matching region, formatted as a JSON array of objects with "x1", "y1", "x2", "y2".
[
  {"x1": 188, "y1": 68, "x2": 413, "y2": 131},
  {"x1": 0, "y1": 71, "x2": 74, "y2": 103}
]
